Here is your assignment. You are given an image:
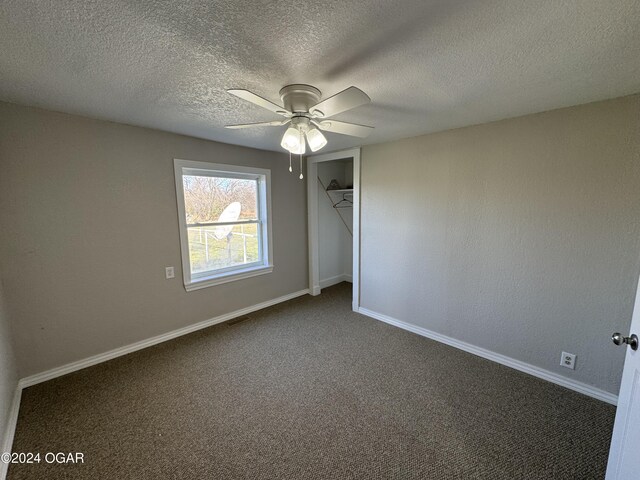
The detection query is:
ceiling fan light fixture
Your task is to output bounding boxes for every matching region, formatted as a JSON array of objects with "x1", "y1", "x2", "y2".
[
  {"x1": 227, "y1": 84, "x2": 373, "y2": 161},
  {"x1": 305, "y1": 127, "x2": 327, "y2": 152},
  {"x1": 281, "y1": 126, "x2": 306, "y2": 154}
]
